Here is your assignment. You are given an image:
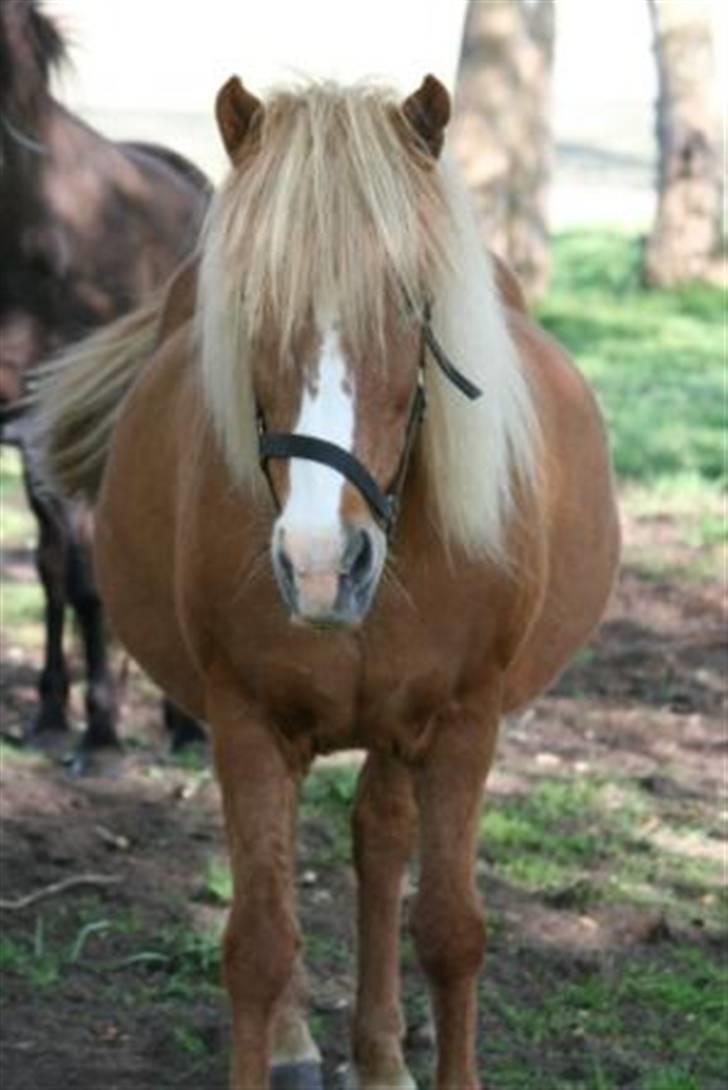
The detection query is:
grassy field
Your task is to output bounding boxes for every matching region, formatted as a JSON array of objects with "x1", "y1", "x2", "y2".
[
  {"x1": 540, "y1": 231, "x2": 725, "y2": 586},
  {"x1": 1, "y1": 231, "x2": 725, "y2": 1089},
  {"x1": 540, "y1": 231, "x2": 724, "y2": 490}
]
